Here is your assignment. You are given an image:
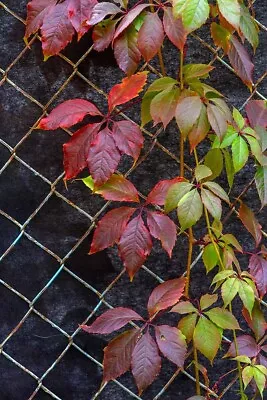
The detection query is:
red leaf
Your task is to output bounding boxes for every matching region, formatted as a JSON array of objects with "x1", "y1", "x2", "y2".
[
  {"x1": 68, "y1": 0, "x2": 97, "y2": 40},
  {"x1": 146, "y1": 177, "x2": 185, "y2": 206},
  {"x1": 118, "y1": 214, "x2": 152, "y2": 280},
  {"x1": 95, "y1": 174, "x2": 139, "y2": 202},
  {"x1": 113, "y1": 4, "x2": 150, "y2": 41},
  {"x1": 226, "y1": 335, "x2": 261, "y2": 357},
  {"x1": 258, "y1": 354, "x2": 267, "y2": 368},
  {"x1": 108, "y1": 72, "x2": 148, "y2": 111},
  {"x1": 147, "y1": 278, "x2": 186, "y2": 317},
  {"x1": 248, "y1": 254, "x2": 267, "y2": 298},
  {"x1": 92, "y1": 18, "x2": 118, "y2": 52},
  {"x1": 112, "y1": 120, "x2": 143, "y2": 161},
  {"x1": 131, "y1": 330, "x2": 161, "y2": 395},
  {"x1": 90, "y1": 207, "x2": 135, "y2": 253},
  {"x1": 41, "y1": 1, "x2": 75, "y2": 58},
  {"x1": 246, "y1": 100, "x2": 267, "y2": 128},
  {"x1": 63, "y1": 122, "x2": 102, "y2": 180},
  {"x1": 242, "y1": 303, "x2": 267, "y2": 342},
  {"x1": 155, "y1": 325, "x2": 187, "y2": 367},
  {"x1": 239, "y1": 202, "x2": 262, "y2": 247},
  {"x1": 163, "y1": 7, "x2": 187, "y2": 51},
  {"x1": 88, "y1": 2, "x2": 121, "y2": 25},
  {"x1": 88, "y1": 127, "x2": 121, "y2": 186},
  {"x1": 137, "y1": 12, "x2": 164, "y2": 62},
  {"x1": 25, "y1": 0, "x2": 56, "y2": 39},
  {"x1": 228, "y1": 36, "x2": 254, "y2": 90},
  {"x1": 81, "y1": 307, "x2": 143, "y2": 334},
  {"x1": 150, "y1": 87, "x2": 180, "y2": 129},
  {"x1": 147, "y1": 211, "x2": 176, "y2": 258},
  {"x1": 38, "y1": 99, "x2": 102, "y2": 130},
  {"x1": 113, "y1": 26, "x2": 141, "y2": 76},
  {"x1": 103, "y1": 329, "x2": 139, "y2": 382}
]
